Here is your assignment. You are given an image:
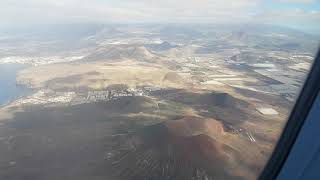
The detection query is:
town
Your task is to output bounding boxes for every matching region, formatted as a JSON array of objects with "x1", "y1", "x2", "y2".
[{"x1": 14, "y1": 85, "x2": 162, "y2": 107}]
